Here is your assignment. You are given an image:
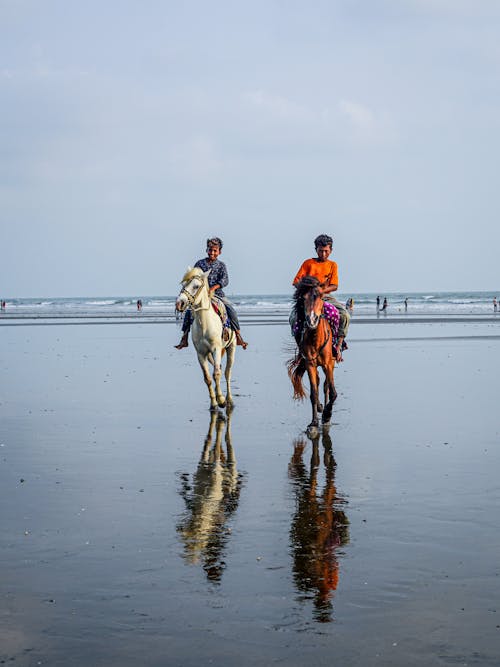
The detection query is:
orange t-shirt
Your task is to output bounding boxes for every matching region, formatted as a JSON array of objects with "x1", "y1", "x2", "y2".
[{"x1": 293, "y1": 258, "x2": 338, "y2": 287}]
